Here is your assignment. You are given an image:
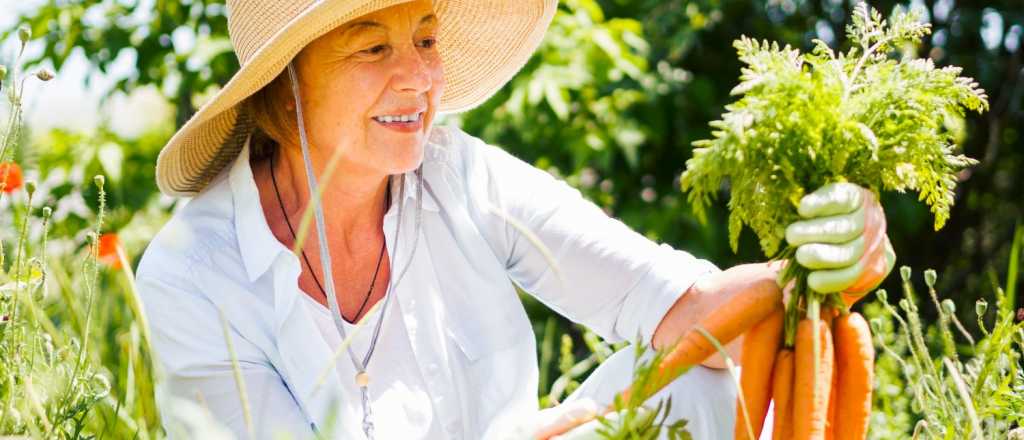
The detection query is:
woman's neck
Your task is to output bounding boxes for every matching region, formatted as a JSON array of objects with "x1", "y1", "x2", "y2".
[{"x1": 260, "y1": 144, "x2": 390, "y2": 252}]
